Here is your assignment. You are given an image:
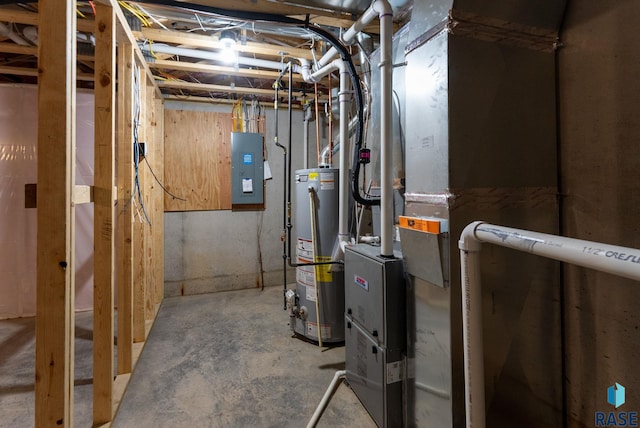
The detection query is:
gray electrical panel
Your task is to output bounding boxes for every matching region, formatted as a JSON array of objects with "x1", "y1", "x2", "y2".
[
  {"x1": 344, "y1": 244, "x2": 405, "y2": 428},
  {"x1": 231, "y1": 132, "x2": 264, "y2": 205}
]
